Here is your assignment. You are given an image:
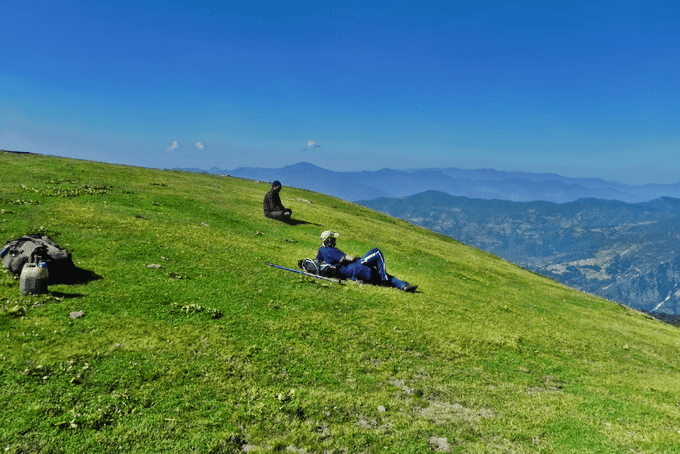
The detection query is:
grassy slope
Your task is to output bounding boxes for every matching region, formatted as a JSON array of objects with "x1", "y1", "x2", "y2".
[{"x1": 1, "y1": 152, "x2": 679, "y2": 453}]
